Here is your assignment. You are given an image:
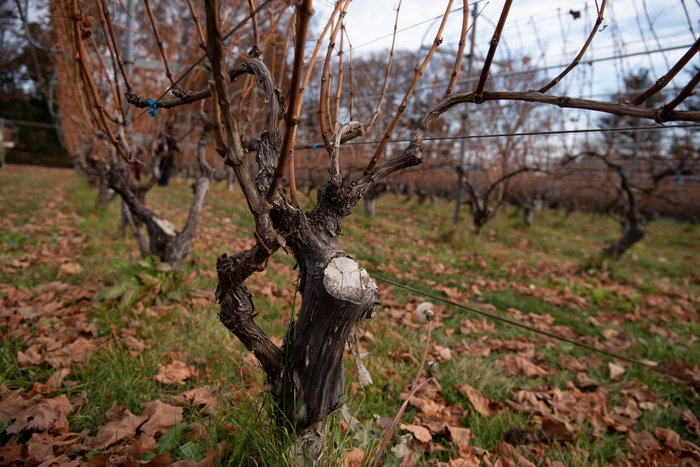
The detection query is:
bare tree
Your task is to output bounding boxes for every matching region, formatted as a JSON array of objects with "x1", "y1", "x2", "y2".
[{"x1": 56, "y1": 0, "x2": 700, "y2": 464}]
